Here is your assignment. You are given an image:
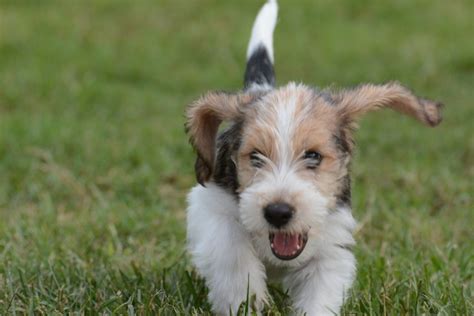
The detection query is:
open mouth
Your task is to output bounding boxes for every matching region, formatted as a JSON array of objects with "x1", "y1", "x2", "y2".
[{"x1": 269, "y1": 232, "x2": 308, "y2": 260}]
